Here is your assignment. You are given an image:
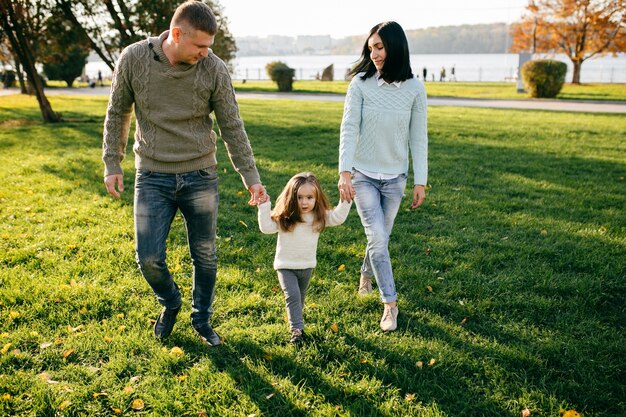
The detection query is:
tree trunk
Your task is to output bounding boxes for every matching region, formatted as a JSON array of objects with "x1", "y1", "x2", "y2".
[
  {"x1": 571, "y1": 61, "x2": 582, "y2": 84},
  {"x1": 15, "y1": 60, "x2": 28, "y2": 94},
  {"x1": 0, "y1": 0, "x2": 62, "y2": 122}
]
